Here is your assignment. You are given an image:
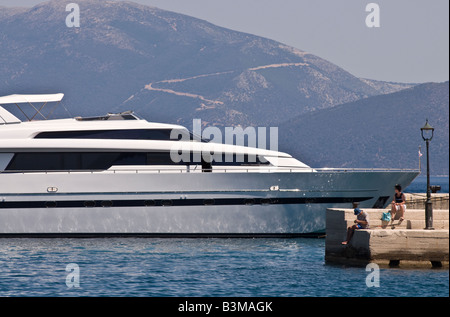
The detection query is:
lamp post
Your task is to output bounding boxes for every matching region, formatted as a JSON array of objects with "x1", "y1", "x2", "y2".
[{"x1": 421, "y1": 119, "x2": 434, "y2": 230}]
